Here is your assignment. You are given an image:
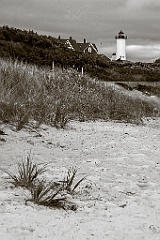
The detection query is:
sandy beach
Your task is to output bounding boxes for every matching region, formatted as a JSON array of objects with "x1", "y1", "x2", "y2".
[{"x1": 0, "y1": 118, "x2": 160, "y2": 240}]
